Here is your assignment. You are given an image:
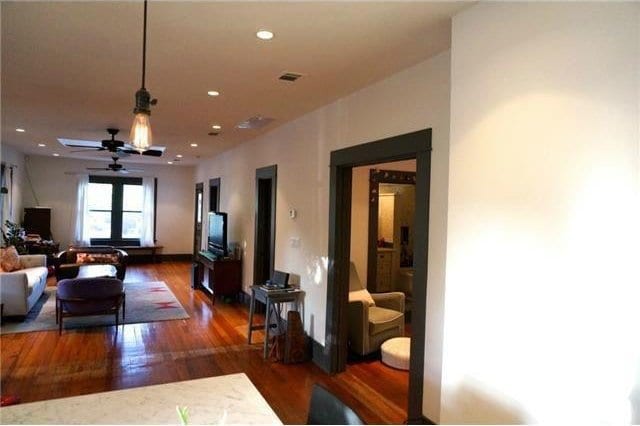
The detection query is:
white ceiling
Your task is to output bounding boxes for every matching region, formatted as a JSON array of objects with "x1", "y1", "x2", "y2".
[{"x1": 1, "y1": 1, "x2": 467, "y2": 166}]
